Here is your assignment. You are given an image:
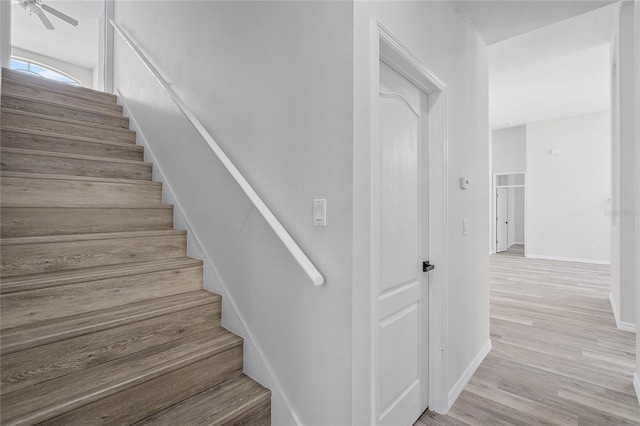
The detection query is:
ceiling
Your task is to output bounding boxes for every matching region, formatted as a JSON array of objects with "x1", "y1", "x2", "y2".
[
  {"x1": 12, "y1": 0, "x2": 104, "y2": 69},
  {"x1": 462, "y1": 1, "x2": 618, "y2": 130}
]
